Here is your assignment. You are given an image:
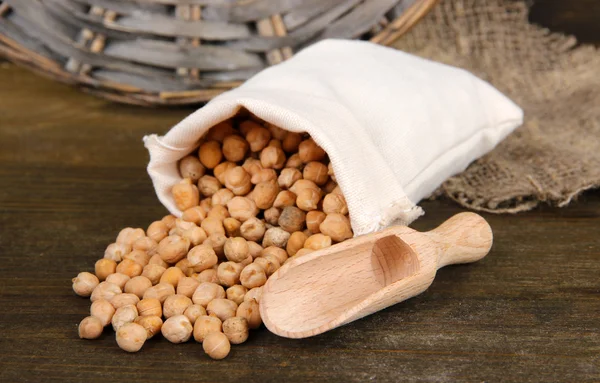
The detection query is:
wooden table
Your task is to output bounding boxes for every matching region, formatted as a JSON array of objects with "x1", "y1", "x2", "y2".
[{"x1": 1, "y1": 5, "x2": 599, "y2": 381}]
